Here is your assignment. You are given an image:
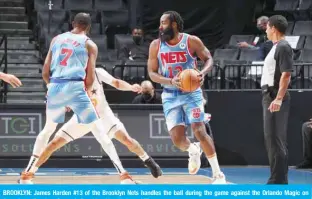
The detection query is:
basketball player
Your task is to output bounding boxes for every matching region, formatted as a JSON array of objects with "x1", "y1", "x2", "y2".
[
  {"x1": 19, "y1": 13, "x2": 106, "y2": 183},
  {"x1": 19, "y1": 67, "x2": 162, "y2": 184},
  {"x1": 148, "y1": 11, "x2": 226, "y2": 184},
  {"x1": 0, "y1": 72, "x2": 22, "y2": 88}
]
